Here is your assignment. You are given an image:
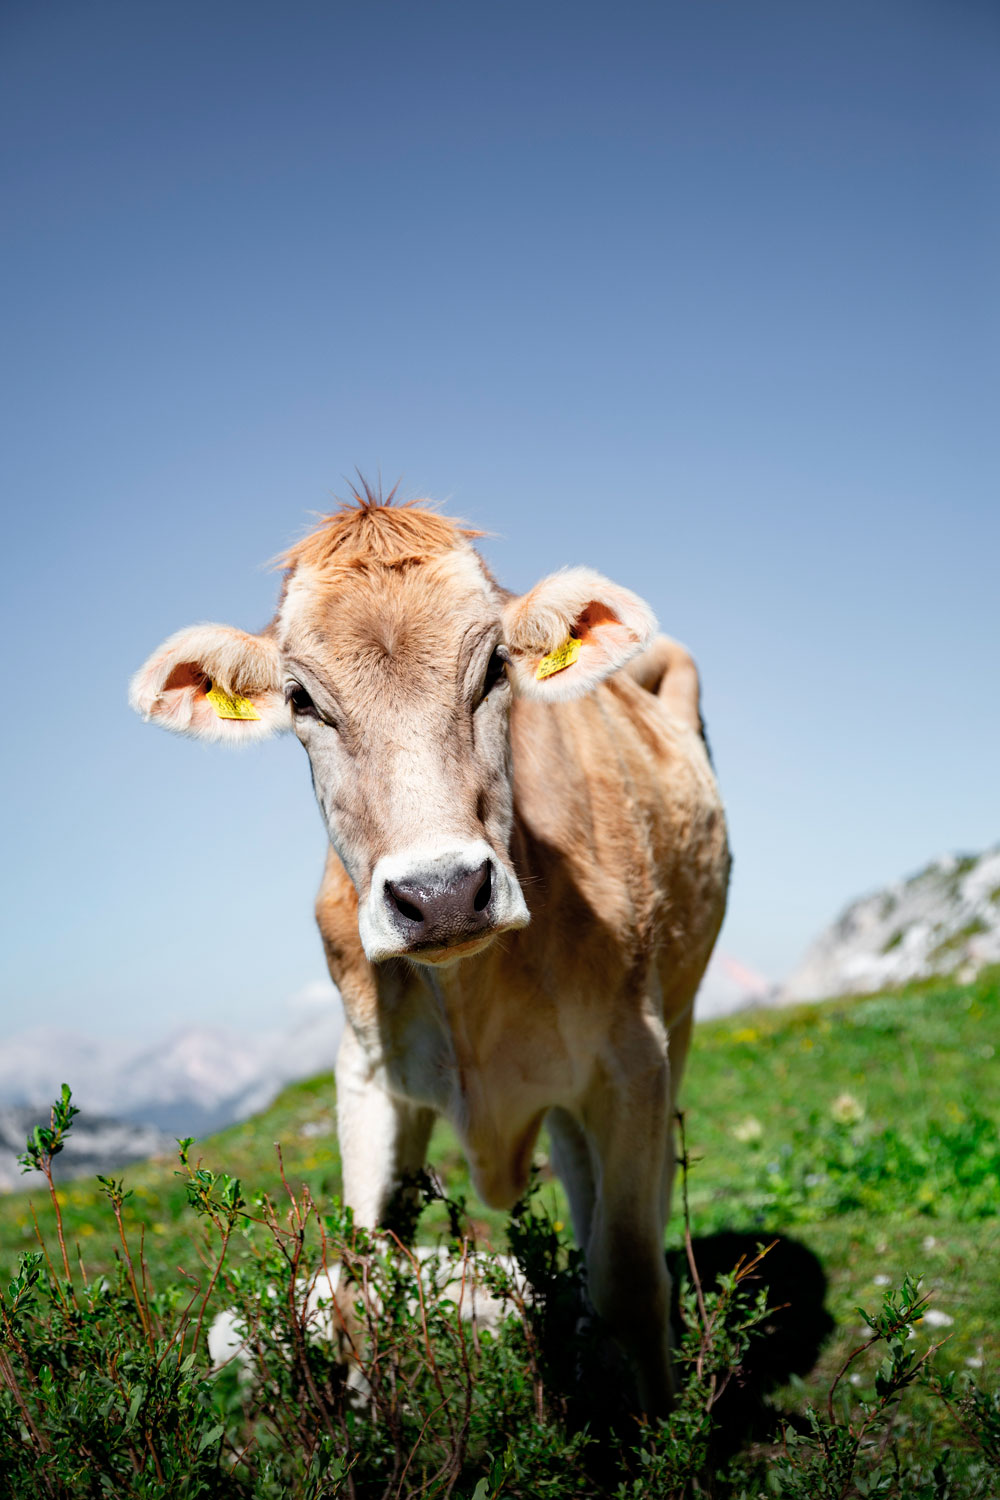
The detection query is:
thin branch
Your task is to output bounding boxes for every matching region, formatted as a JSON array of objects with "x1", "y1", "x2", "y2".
[
  {"x1": 109, "y1": 1200, "x2": 154, "y2": 1351},
  {"x1": 191, "y1": 1224, "x2": 231, "y2": 1358},
  {"x1": 40, "y1": 1156, "x2": 74, "y2": 1289},
  {"x1": 676, "y1": 1111, "x2": 708, "y2": 1330},
  {"x1": 27, "y1": 1201, "x2": 68, "y2": 1311}
]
